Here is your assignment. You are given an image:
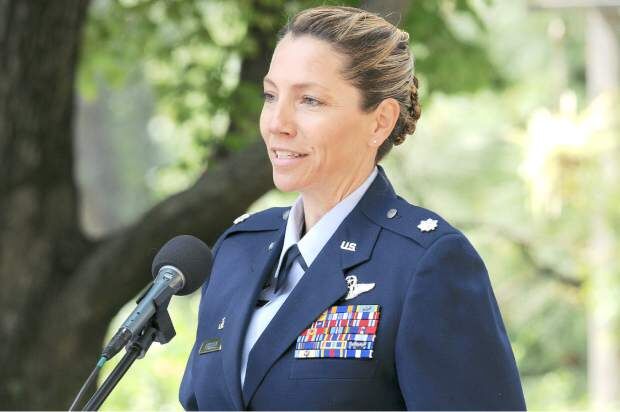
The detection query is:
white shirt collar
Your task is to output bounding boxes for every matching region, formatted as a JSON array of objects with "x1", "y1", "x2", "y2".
[{"x1": 275, "y1": 166, "x2": 378, "y2": 273}]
